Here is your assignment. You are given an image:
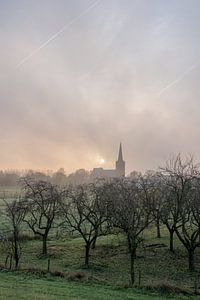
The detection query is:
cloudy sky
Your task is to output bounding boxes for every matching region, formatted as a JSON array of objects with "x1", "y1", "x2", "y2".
[{"x1": 1, "y1": 0, "x2": 200, "y2": 174}]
